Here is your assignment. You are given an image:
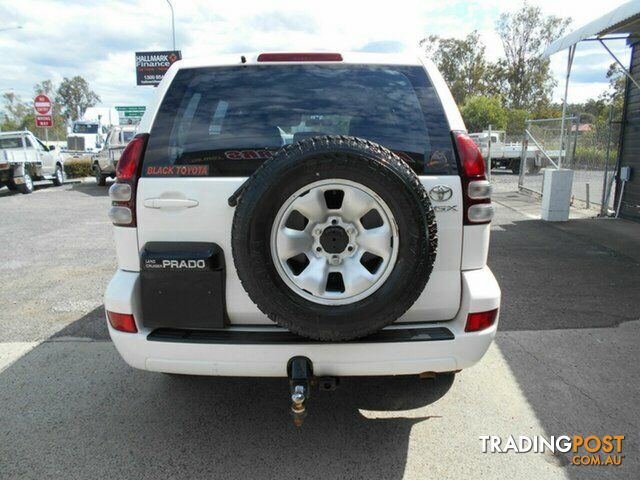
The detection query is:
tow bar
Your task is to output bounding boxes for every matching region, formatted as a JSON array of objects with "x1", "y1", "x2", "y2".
[
  {"x1": 287, "y1": 356, "x2": 339, "y2": 427},
  {"x1": 288, "y1": 356, "x2": 312, "y2": 426}
]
